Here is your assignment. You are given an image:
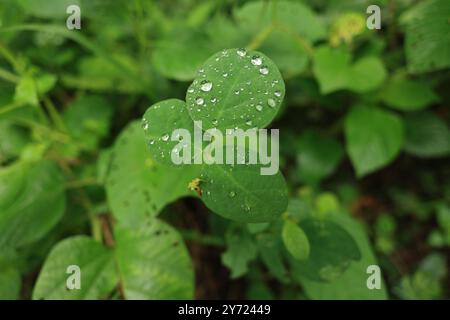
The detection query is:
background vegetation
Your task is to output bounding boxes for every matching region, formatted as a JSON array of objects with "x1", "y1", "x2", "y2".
[{"x1": 0, "y1": 0, "x2": 449, "y2": 299}]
